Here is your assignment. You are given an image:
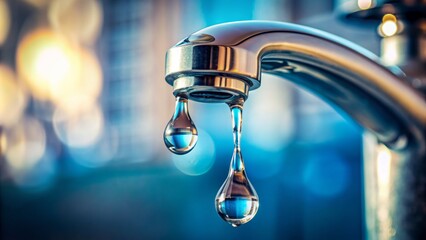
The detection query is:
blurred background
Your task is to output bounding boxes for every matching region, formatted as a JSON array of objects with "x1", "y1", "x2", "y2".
[{"x1": 0, "y1": 0, "x2": 384, "y2": 239}]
